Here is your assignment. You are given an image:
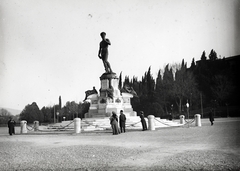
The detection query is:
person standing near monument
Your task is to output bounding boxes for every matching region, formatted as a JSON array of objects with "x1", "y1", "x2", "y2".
[
  {"x1": 8, "y1": 117, "x2": 16, "y2": 135},
  {"x1": 98, "y1": 32, "x2": 113, "y2": 73},
  {"x1": 139, "y1": 111, "x2": 147, "y2": 131},
  {"x1": 119, "y1": 110, "x2": 126, "y2": 133},
  {"x1": 209, "y1": 108, "x2": 214, "y2": 126},
  {"x1": 110, "y1": 111, "x2": 120, "y2": 135}
]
